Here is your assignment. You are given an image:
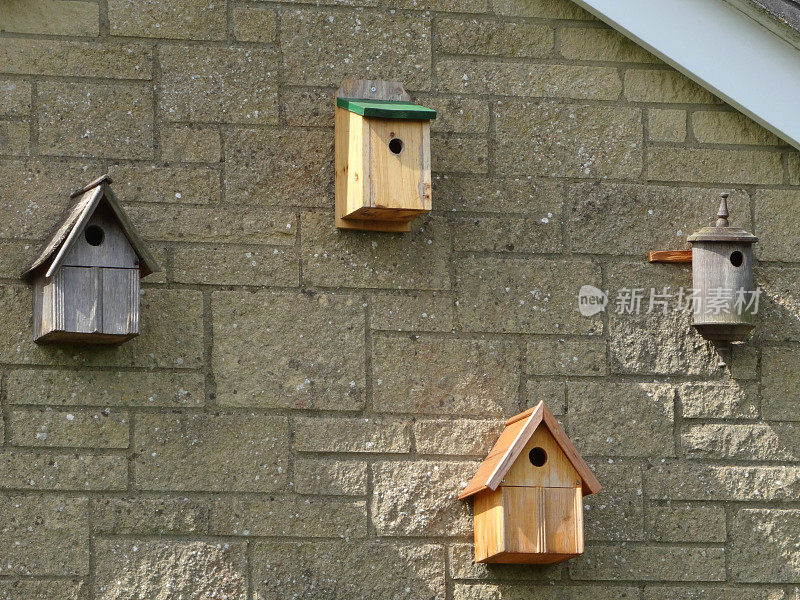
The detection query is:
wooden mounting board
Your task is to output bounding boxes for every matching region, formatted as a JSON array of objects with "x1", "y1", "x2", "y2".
[{"x1": 648, "y1": 249, "x2": 693, "y2": 263}]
